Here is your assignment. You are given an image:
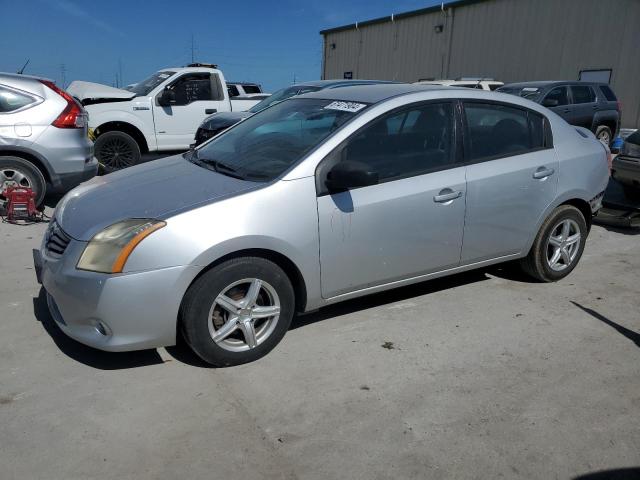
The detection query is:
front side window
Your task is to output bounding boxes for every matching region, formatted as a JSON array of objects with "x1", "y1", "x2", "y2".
[
  {"x1": 169, "y1": 73, "x2": 214, "y2": 104},
  {"x1": 464, "y1": 103, "x2": 546, "y2": 161},
  {"x1": 0, "y1": 86, "x2": 35, "y2": 113},
  {"x1": 543, "y1": 87, "x2": 569, "y2": 107},
  {"x1": 242, "y1": 85, "x2": 261, "y2": 94},
  {"x1": 571, "y1": 85, "x2": 596, "y2": 104},
  {"x1": 193, "y1": 98, "x2": 365, "y2": 181},
  {"x1": 339, "y1": 102, "x2": 455, "y2": 182}
]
